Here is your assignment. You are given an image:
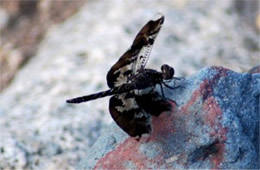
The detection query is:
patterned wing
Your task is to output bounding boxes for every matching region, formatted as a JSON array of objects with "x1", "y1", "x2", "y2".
[
  {"x1": 109, "y1": 93, "x2": 152, "y2": 138},
  {"x1": 109, "y1": 91, "x2": 172, "y2": 138},
  {"x1": 132, "y1": 13, "x2": 165, "y2": 75},
  {"x1": 106, "y1": 13, "x2": 164, "y2": 88}
]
